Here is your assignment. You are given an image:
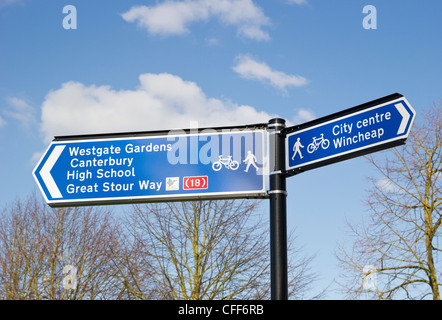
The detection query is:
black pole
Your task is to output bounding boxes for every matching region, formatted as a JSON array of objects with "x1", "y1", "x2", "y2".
[{"x1": 268, "y1": 118, "x2": 288, "y2": 300}]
